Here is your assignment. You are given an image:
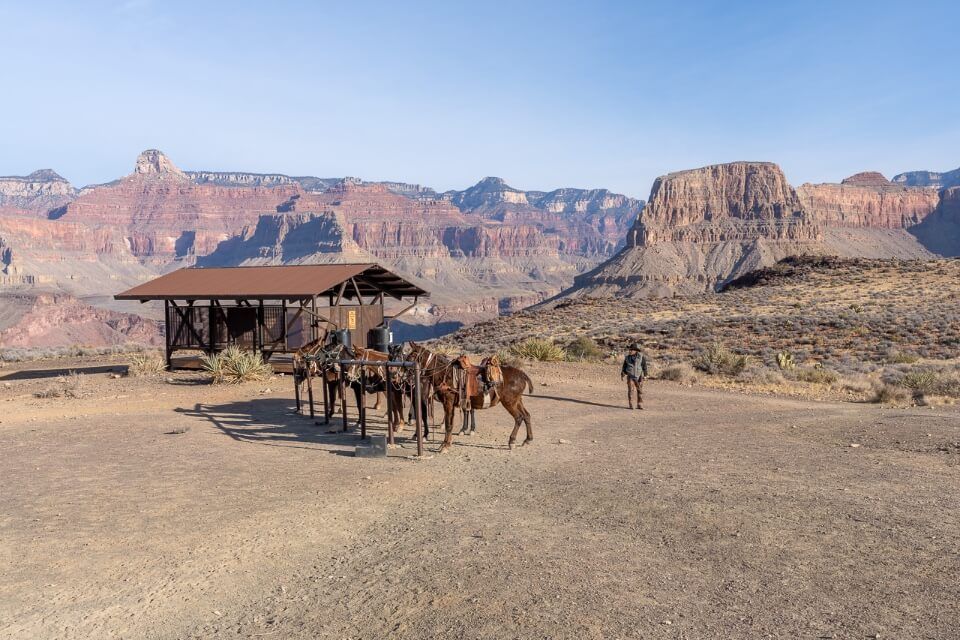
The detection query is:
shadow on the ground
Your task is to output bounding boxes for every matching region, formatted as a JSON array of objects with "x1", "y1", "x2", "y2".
[
  {"x1": 0, "y1": 364, "x2": 127, "y2": 381},
  {"x1": 175, "y1": 398, "x2": 431, "y2": 454},
  {"x1": 528, "y1": 393, "x2": 628, "y2": 410}
]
